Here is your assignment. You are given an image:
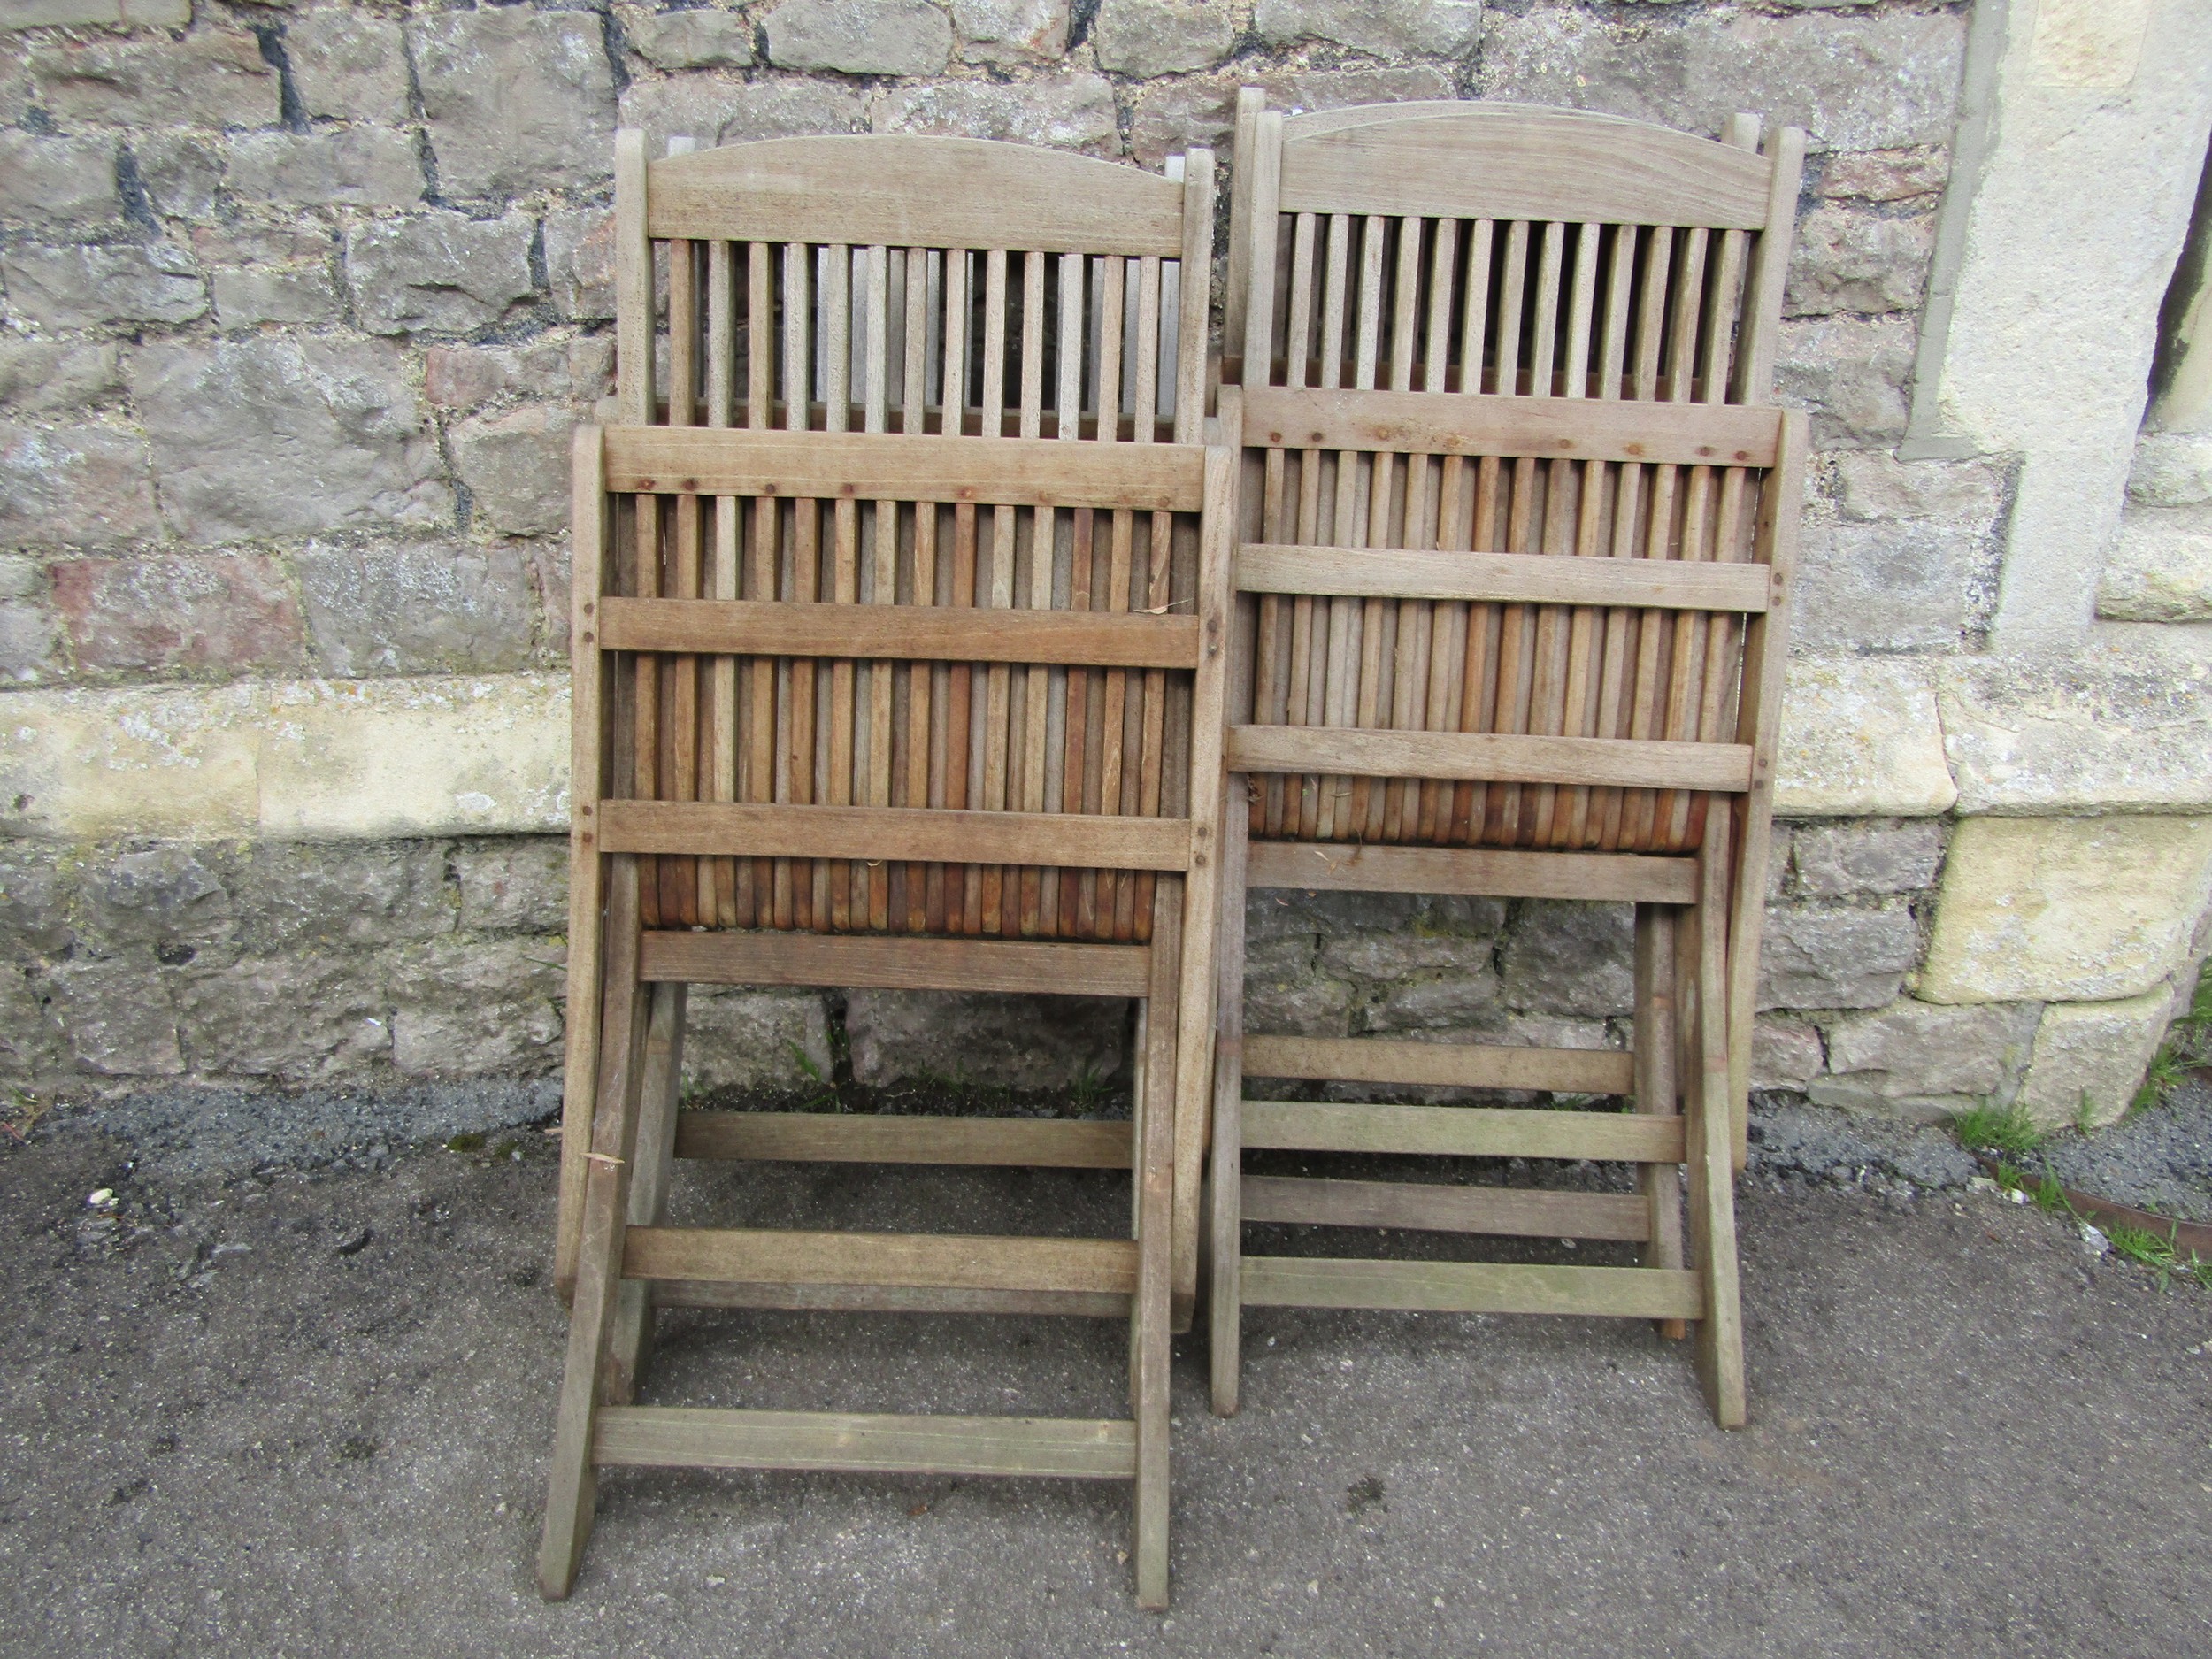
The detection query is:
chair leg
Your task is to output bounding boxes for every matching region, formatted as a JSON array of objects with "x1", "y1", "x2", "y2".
[
  {"x1": 1208, "y1": 795, "x2": 1249, "y2": 1417},
  {"x1": 538, "y1": 858, "x2": 649, "y2": 1601},
  {"x1": 1634, "y1": 904, "x2": 1687, "y2": 1342},
  {"x1": 1687, "y1": 817, "x2": 1747, "y2": 1429},
  {"x1": 1132, "y1": 878, "x2": 1182, "y2": 1611},
  {"x1": 606, "y1": 981, "x2": 687, "y2": 1404}
]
